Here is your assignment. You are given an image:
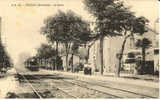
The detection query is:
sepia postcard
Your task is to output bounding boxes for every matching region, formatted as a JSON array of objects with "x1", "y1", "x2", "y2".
[{"x1": 0, "y1": 0, "x2": 159, "y2": 99}]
